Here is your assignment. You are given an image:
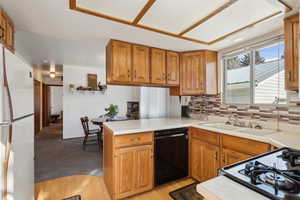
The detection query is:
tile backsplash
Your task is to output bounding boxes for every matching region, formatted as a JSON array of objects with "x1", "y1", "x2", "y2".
[{"x1": 188, "y1": 93, "x2": 300, "y2": 125}]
